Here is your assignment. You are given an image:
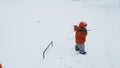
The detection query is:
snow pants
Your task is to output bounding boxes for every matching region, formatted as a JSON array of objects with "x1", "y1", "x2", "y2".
[{"x1": 75, "y1": 44, "x2": 85, "y2": 53}]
